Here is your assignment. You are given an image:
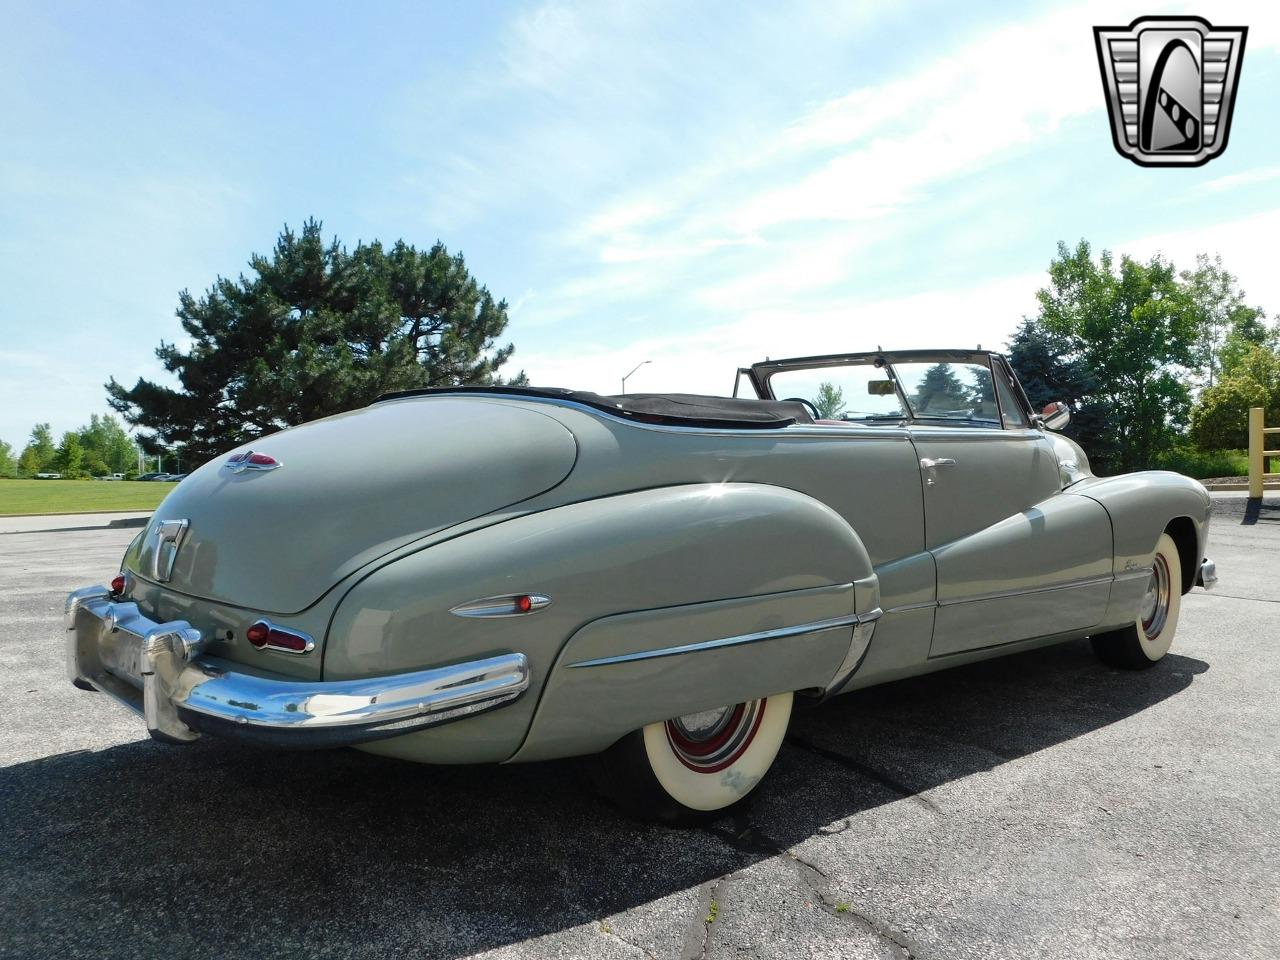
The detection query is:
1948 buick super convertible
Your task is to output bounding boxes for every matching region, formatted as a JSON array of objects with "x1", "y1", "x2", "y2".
[{"x1": 66, "y1": 349, "x2": 1216, "y2": 820}]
